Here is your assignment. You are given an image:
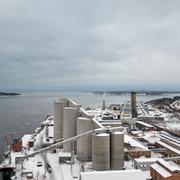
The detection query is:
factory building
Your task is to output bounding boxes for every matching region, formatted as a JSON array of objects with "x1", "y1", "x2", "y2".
[
  {"x1": 150, "y1": 159, "x2": 180, "y2": 180},
  {"x1": 109, "y1": 104, "x2": 121, "y2": 111},
  {"x1": 136, "y1": 121, "x2": 155, "y2": 131},
  {"x1": 134, "y1": 158, "x2": 160, "y2": 171},
  {"x1": 155, "y1": 141, "x2": 180, "y2": 164},
  {"x1": 124, "y1": 134, "x2": 151, "y2": 160}
]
